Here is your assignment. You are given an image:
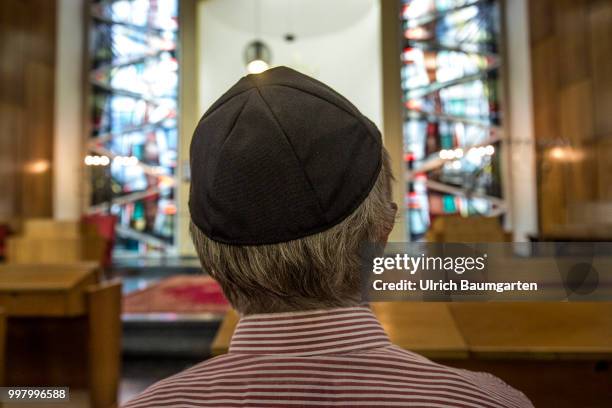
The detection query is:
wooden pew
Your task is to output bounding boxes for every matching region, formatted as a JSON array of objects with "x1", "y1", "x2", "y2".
[
  {"x1": 448, "y1": 302, "x2": 612, "y2": 358},
  {"x1": 211, "y1": 302, "x2": 612, "y2": 358},
  {"x1": 88, "y1": 281, "x2": 122, "y2": 408},
  {"x1": 0, "y1": 307, "x2": 5, "y2": 386},
  {"x1": 6, "y1": 219, "x2": 106, "y2": 266},
  {"x1": 211, "y1": 309, "x2": 239, "y2": 357},
  {"x1": 370, "y1": 302, "x2": 467, "y2": 359},
  {"x1": 212, "y1": 302, "x2": 469, "y2": 359},
  {"x1": 446, "y1": 302, "x2": 612, "y2": 407},
  {"x1": 425, "y1": 215, "x2": 511, "y2": 243},
  {"x1": 0, "y1": 263, "x2": 121, "y2": 408}
]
